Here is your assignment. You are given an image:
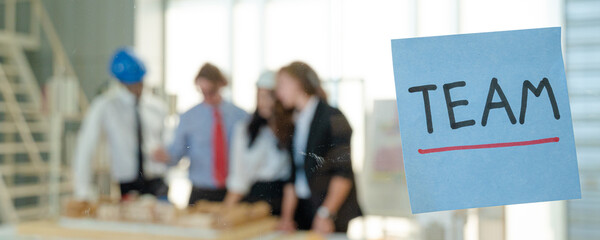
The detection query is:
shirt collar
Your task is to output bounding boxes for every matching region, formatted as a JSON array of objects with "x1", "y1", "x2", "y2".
[
  {"x1": 117, "y1": 86, "x2": 143, "y2": 106},
  {"x1": 203, "y1": 100, "x2": 226, "y2": 111},
  {"x1": 295, "y1": 96, "x2": 319, "y2": 123}
]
